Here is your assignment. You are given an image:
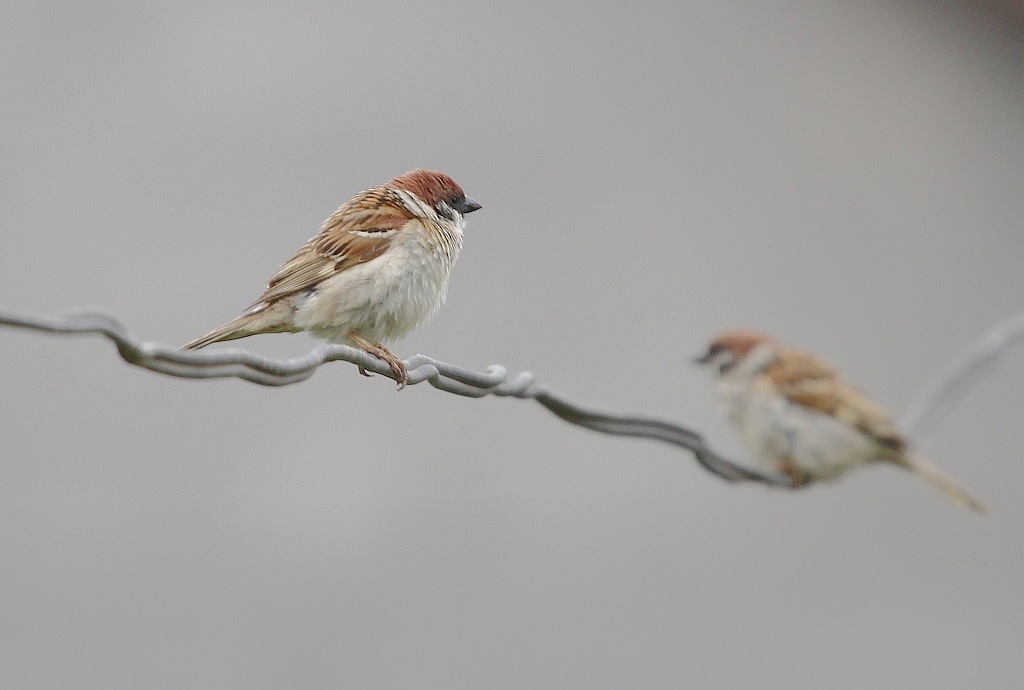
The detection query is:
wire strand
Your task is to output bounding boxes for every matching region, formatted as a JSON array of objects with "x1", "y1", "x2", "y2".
[
  {"x1": 3, "y1": 306, "x2": 1020, "y2": 487},
  {"x1": 0, "y1": 307, "x2": 787, "y2": 486}
]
